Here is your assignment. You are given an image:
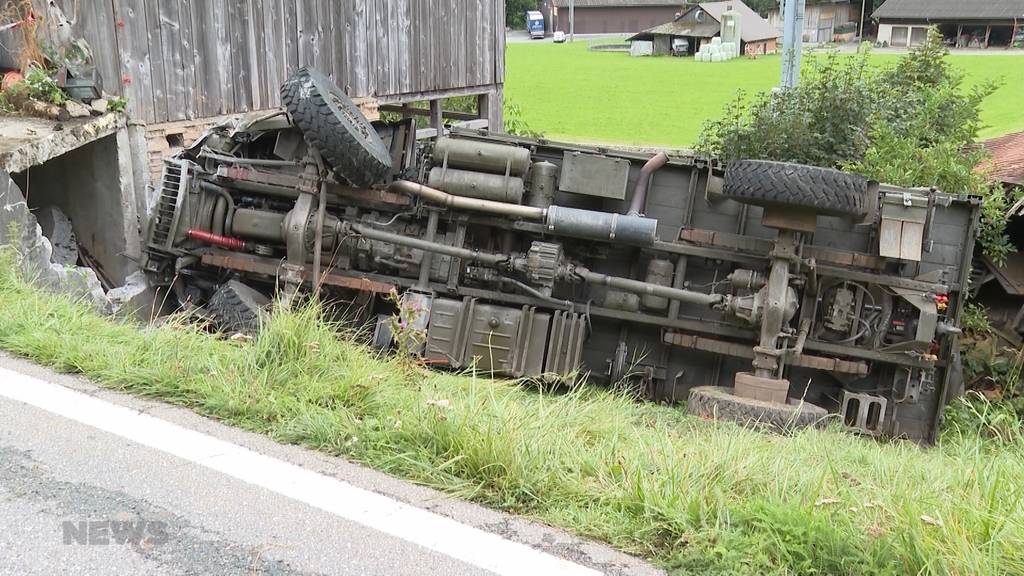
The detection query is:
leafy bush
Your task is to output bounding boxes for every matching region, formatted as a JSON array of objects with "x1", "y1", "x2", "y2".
[
  {"x1": 22, "y1": 67, "x2": 66, "y2": 106},
  {"x1": 696, "y1": 29, "x2": 1009, "y2": 260}
]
